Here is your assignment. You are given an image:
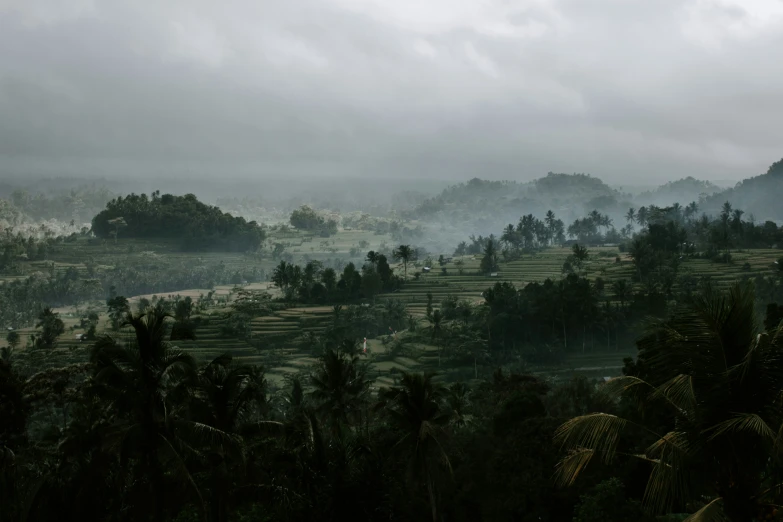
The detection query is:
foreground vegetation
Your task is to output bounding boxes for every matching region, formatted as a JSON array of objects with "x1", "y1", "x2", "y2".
[{"x1": 3, "y1": 282, "x2": 783, "y2": 522}]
